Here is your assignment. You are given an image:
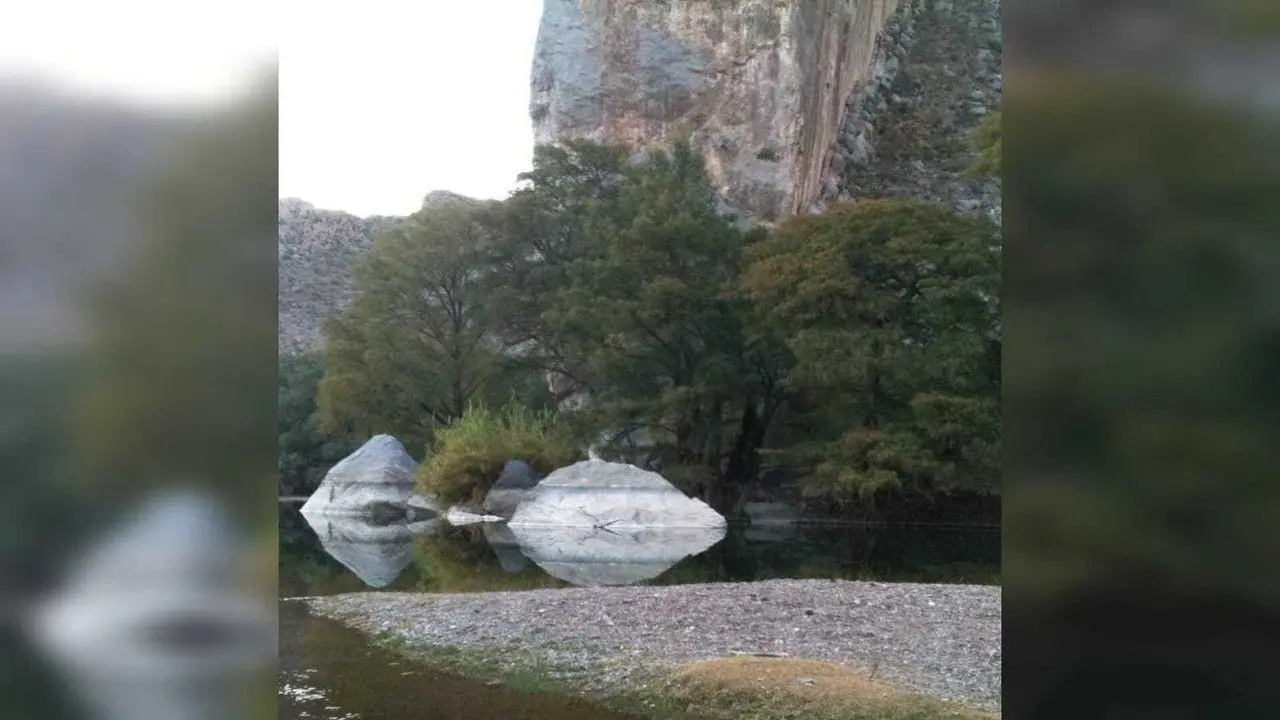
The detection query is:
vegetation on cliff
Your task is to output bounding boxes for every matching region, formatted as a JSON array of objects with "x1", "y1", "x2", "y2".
[{"x1": 967, "y1": 109, "x2": 1001, "y2": 179}]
